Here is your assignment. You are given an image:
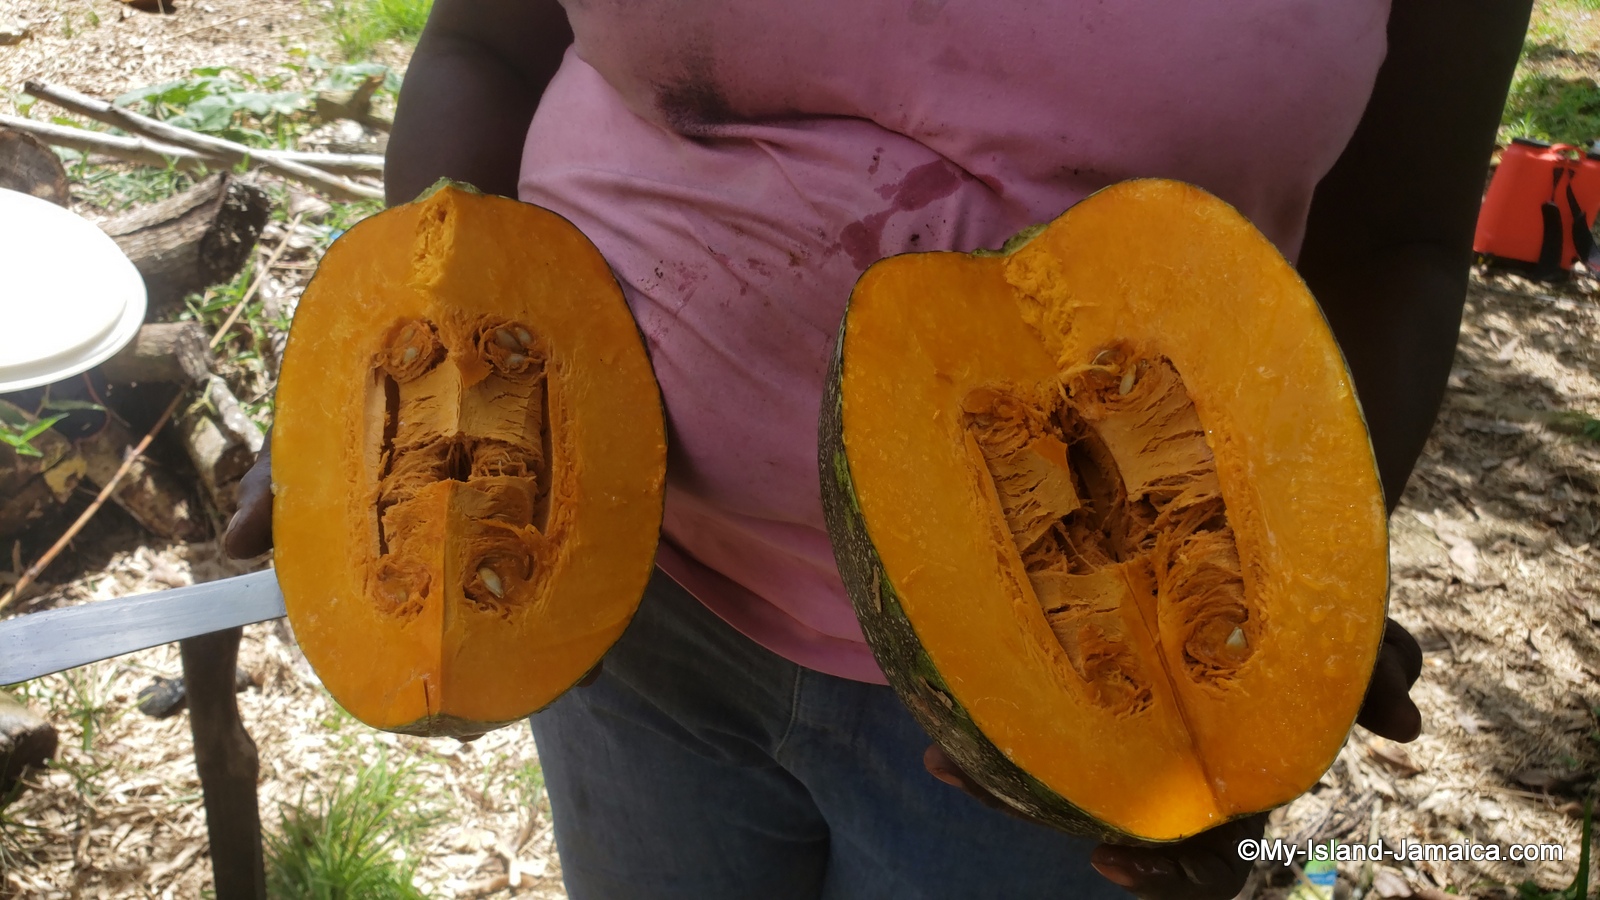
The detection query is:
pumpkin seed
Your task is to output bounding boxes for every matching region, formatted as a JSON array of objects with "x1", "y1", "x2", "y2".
[
  {"x1": 402, "y1": 347, "x2": 418, "y2": 364},
  {"x1": 505, "y1": 353, "x2": 526, "y2": 368},
  {"x1": 514, "y1": 327, "x2": 532, "y2": 347},
  {"x1": 1118, "y1": 368, "x2": 1136, "y2": 396},
  {"x1": 1226, "y1": 627, "x2": 1247, "y2": 651},
  {"x1": 479, "y1": 567, "x2": 505, "y2": 598},
  {"x1": 494, "y1": 328, "x2": 519, "y2": 350}
]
